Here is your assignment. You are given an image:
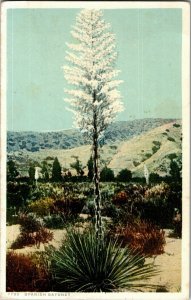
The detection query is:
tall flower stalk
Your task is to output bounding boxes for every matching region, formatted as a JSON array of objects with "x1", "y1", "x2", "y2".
[{"x1": 63, "y1": 9, "x2": 123, "y2": 238}]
